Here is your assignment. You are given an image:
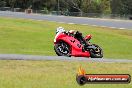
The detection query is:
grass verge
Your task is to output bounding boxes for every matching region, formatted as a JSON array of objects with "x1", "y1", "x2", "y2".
[{"x1": 0, "y1": 60, "x2": 131, "y2": 88}]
